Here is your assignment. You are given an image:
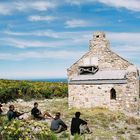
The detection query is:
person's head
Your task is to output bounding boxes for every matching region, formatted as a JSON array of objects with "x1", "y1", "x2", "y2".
[
  {"x1": 34, "y1": 102, "x2": 38, "y2": 108},
  {"x1": 55, "y1": 112, "x2": 61, "y2": 119},
  {"x1": 75, "y1": 112, "x2": 81, "y2": 118},
  {"x1": 9, "y1": 105, "x2": 15, "y2": 111}
]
